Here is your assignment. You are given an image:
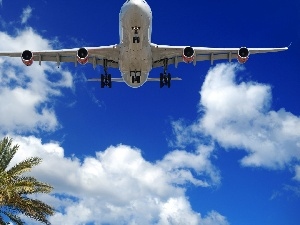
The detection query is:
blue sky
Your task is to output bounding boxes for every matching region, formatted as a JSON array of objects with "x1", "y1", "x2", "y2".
[{"x1": 0, "y1": 0, "x2": 299, "y2": 224}]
